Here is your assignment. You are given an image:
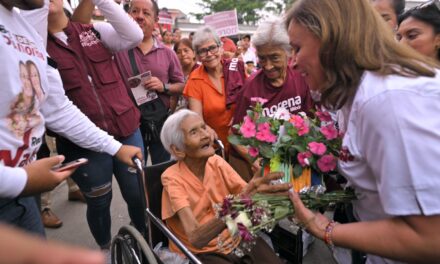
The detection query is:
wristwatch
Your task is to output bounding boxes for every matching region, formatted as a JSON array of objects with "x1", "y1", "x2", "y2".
[{"x1": 163, "y1": 83, "x2": 170, "y2": 94}]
